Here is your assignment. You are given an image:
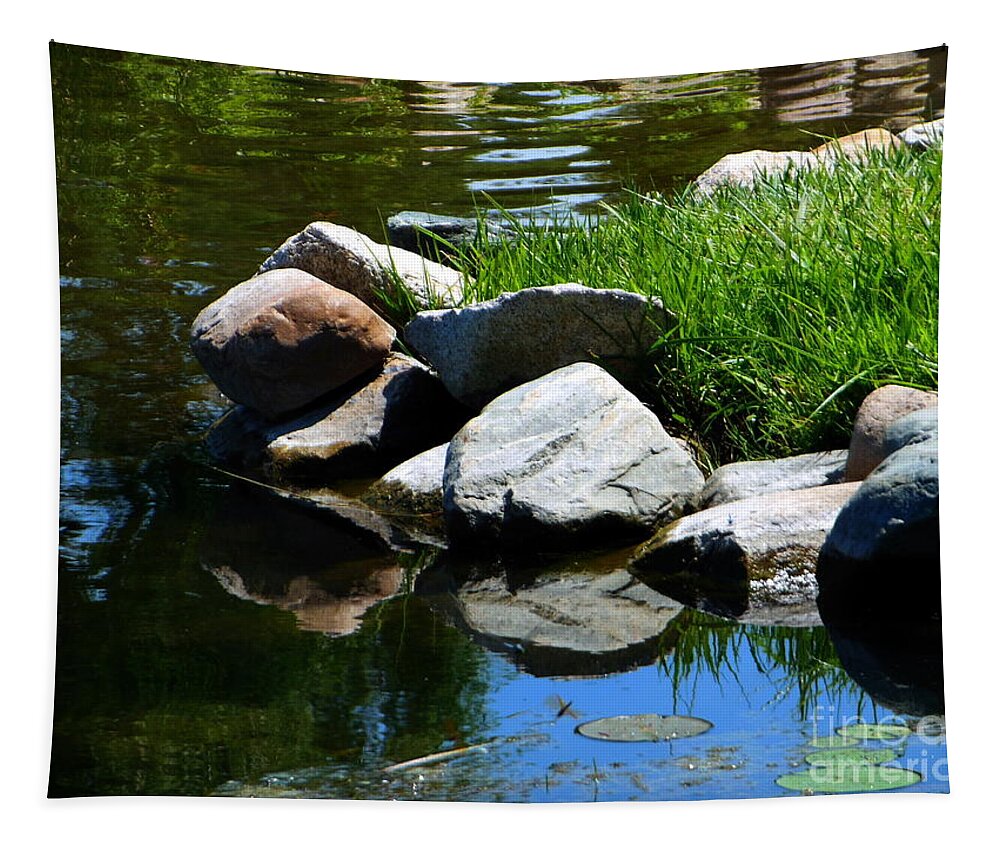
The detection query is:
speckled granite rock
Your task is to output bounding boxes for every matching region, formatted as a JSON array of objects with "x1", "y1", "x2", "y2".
[
  {"x1": 696, "y1": 450, "x2": 848, "y2": 509},
  {"x1": 258, "y1": 221, "x2": 468, "y2": 309},
  {"x1": 404, "y1": 283, "x2": 672, "y2": 408}
]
